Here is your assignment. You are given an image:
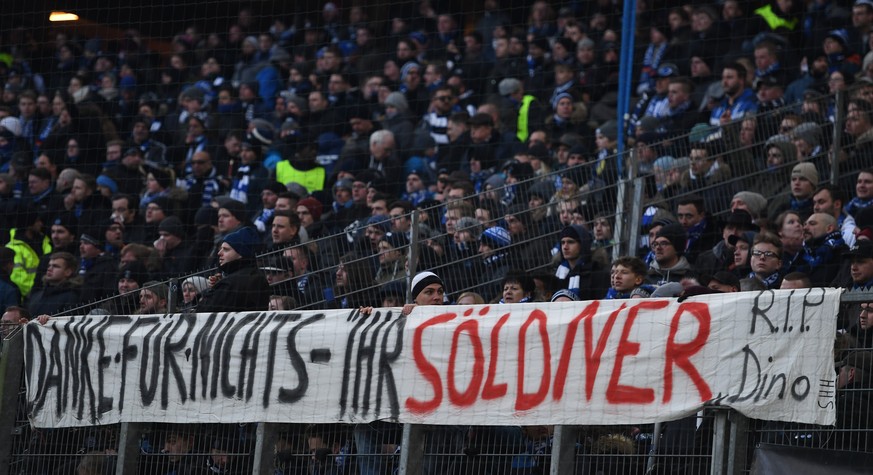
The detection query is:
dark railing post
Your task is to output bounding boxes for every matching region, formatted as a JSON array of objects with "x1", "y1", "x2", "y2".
[
  {"x1": 115, "y1": 422, "x2": 143, "y2": 475},
  {"x1": 0, "y1": 330, "x2": 24, "y2": 471},
  {"x1": 252, "y1": 422, "x2": 279, "y2": 475},
  {"x1": 550, "y1": 425, "x2": 578, "y2": 474},
  {"x1": 398, "y1": 423, "x2": 424, "y2": 474}
]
